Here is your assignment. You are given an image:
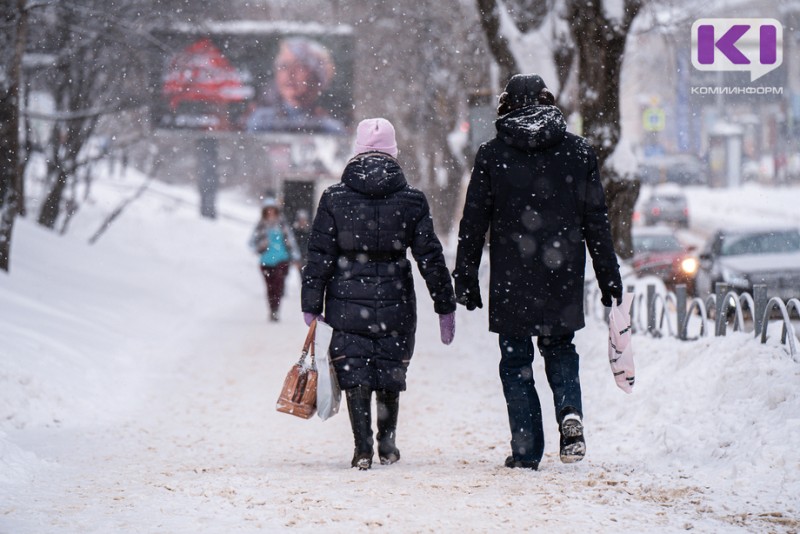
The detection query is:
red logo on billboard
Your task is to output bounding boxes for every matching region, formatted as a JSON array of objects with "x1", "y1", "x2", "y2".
[{"x1": 163, "y1": 38, "x2": 253, "y2": 111}]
